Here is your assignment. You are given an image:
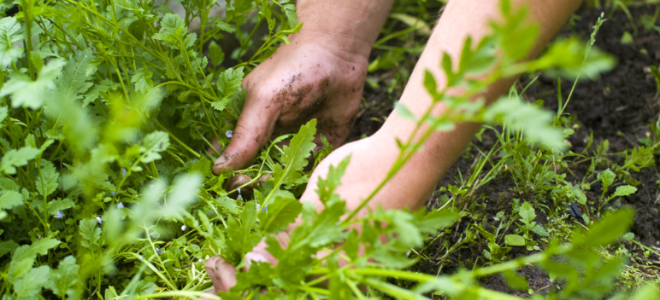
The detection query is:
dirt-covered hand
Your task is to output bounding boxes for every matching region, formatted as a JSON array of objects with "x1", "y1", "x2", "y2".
[{"x1": 212, "y1": 40, "x2": 368, "y2": 174}]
